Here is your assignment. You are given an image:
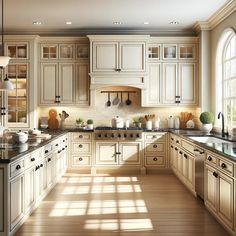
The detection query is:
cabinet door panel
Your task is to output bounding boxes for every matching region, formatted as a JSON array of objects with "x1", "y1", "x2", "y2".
[
  {"x1": 59, "y1": 63, "x2": 75, "y2": 104},
  {"x1": 120, "y1": 43, "x2": 145, "y2": 72},
  {"x1": 75, "y1": 63, "x2": 89, "y2": 105},
  {"x1": 162, "y1": 63, "x2": 177, "y2": 104},
  {"x1": 179, "y1": 63, "x2": 197, "y2": 104},
  {"x1": 119, "y1": 142, "x2": 141, "y2": 165},
  {"x1": 10, "y1": 175, "x2": 24, "y2": 230},
  {"x1": 95, "y1": 142, "x2": 118, "y2": 165},
  {"x1": 93, "y1": 43, "x2": 118, "y2": 72},
  {"x1": 24, "y1": 167, "x2": 35, "y2": 213},
  {"x1": 205, "y1": 165, "x2": 217, "y2": 212},
  {"x1": 0, "y1": 169, "x2": 4, "y2": 231},
  {"x1": 218, "y1": 173, "x2": 234, "y2": 229},
  {"x1": 187, "y1": 155, "x2": 195, "y2": 186},
  {"x1": 40, "y1": 63, "x2": 57, "y2": 104},
  {"x1": 147, "y1": 63, "x2": 161, "y2": 105}
]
